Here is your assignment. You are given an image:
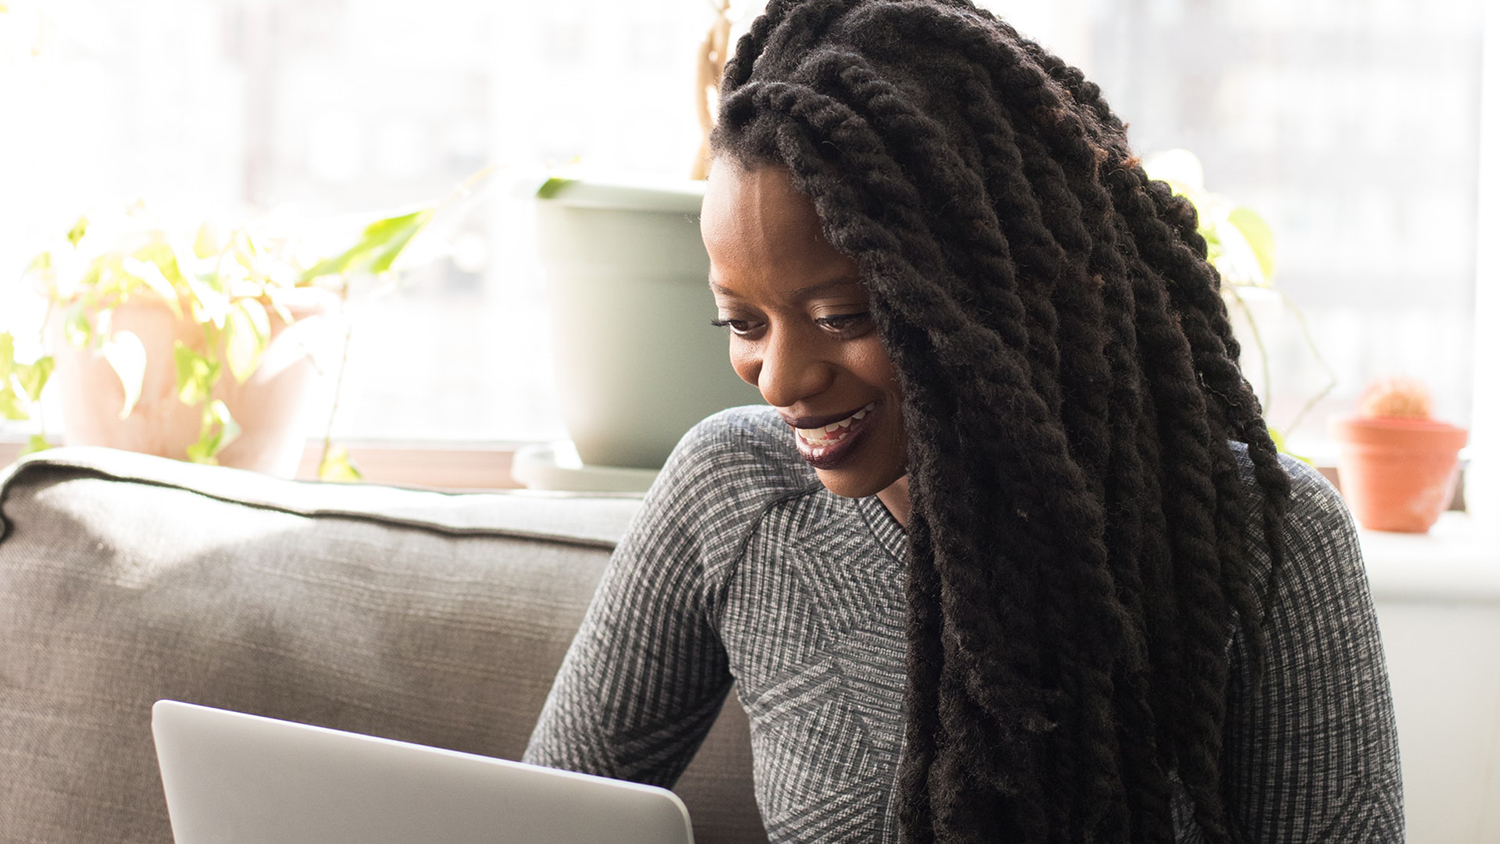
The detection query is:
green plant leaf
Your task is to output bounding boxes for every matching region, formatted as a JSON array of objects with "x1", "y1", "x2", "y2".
[
  {"x1": 76, "y1": 261, "x2": 106, "y2": 301},
  {"x1": 174, "y1": 341, "x2": 217, "y2": 406},
  {"x1": 217, "y1": 401, "x2": 242, "y2": 449},
  {"x1": 63, "y1": 306, "x2": 93, "y2": 349},
  {"x1": 22, "y1": 434, "x2": 51, "y2": 456},
  {"x1": 93, "y1": 306, "x2": 114, "y2": 345},
  {"x1": 122, "y1": 257, "x2": 183, "y2": 318},
  {"x1": 193, "y1": 221, "x2": 221, "y2": 260},
  {"x1": 15, "y1": 355, "x2": 53, "y2": 403},
  {"x1": 223, "y1": 298, "x2": 270, "y2": 383},
  {"x1": 0, "y1": 334, "x2": 39, "y2": 422},
  {"x1": 101, "y1": 331, "x2": 147, "y2": 419},
  {"x1": 185, "y1": 439, "x2": 215, "y2": 463},
  {"x1": 25, "y1": 251, "x2": 52, "y2": 284},
  {"x1": 318, "y1": 444, "x2": 364, "y2": 482},
  {"x1": 1226, "y1": 206, "x2": 1275, "y2": 284},
  {"x1": 133, "y1": 240, "x2": 188, "y2": 284},
  {"x1": 186, "y1": 399, "x2": 241, "y2": 464},
  {"x1": 66, "y1": 215, "x2": 89, "y2": 247},
  {"x1": 0, "y1": 388, "x2": 25, "y2": 421},
  {"x1": 536, "y1": 177, "x2": 577, "y2": 199},
  {"x1": 300, "y1": 208, "x2": 435, "y2": 281},
  {"x1": 0, "y1": 332, "x2": 13, "y2": 382},
  {"x1": 185, "y1": 272, "x2": 231, "y2": 328},
  {"x1": 229, "y1": 228, "x2": 258, "y2": 270}
]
